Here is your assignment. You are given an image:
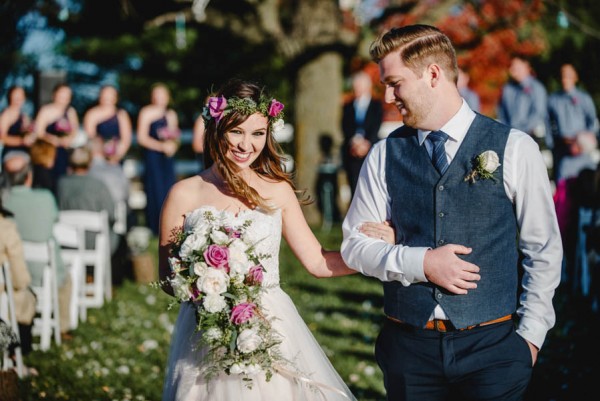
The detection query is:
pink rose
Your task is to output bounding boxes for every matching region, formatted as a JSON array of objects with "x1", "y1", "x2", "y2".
[
  {"x1": 208, "y1": 96, "x2": 228, "y2": 121},
  {"x1": 203, "y1": 244, "x2": 230, "y2": 271},
  {"x1": 230, "y1": 302, "x2": 256, "y2": 325},
  {"x1": 268, "y1": 99, "x2": 284, "y2": 117},
  {"x1": 246, "y1": 265, "x2": 264, "y2": 285},
  {"x1": 225, "y1": 227, "x2": 242, "y2": 239}
]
